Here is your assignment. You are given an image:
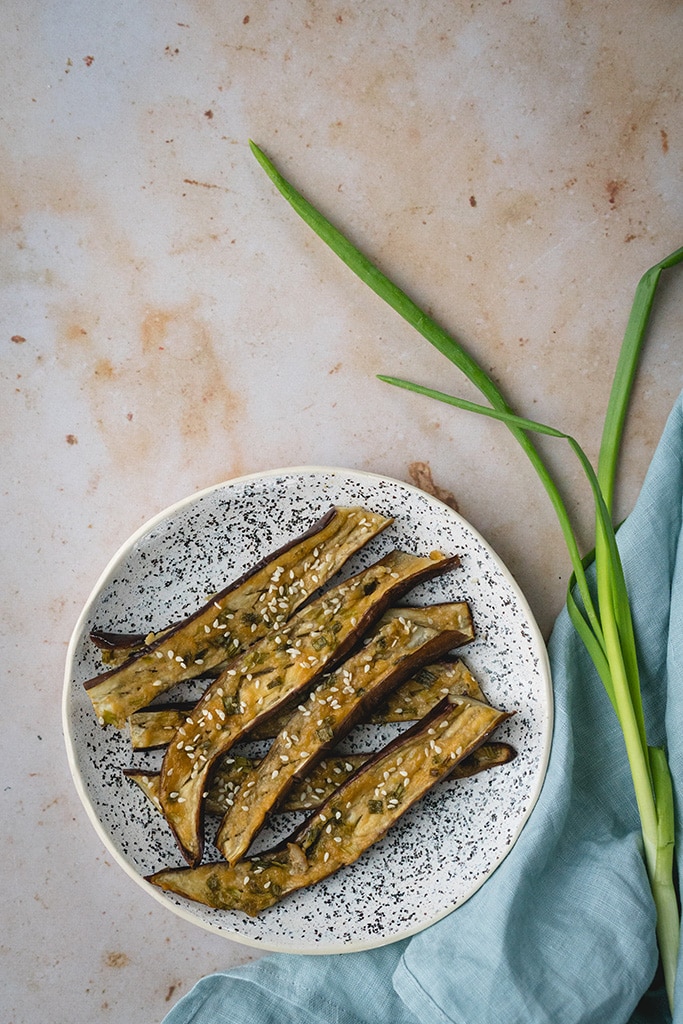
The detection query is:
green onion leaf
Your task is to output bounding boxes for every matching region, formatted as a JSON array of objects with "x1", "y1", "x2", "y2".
[{"x1": 250, "y1": 140, "x2": 681, "y2": 1011}]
